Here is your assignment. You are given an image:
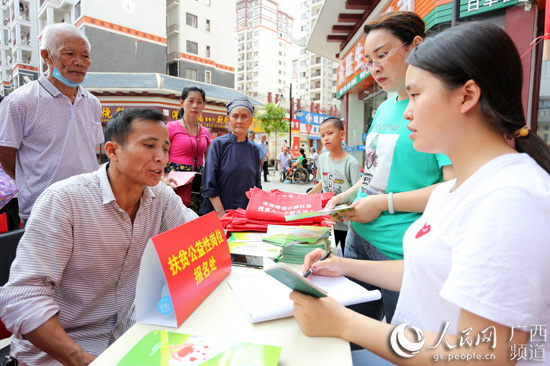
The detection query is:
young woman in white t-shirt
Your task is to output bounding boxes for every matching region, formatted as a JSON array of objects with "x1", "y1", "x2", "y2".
[{"x1": 290, "y1": 22, "x2": 550, "y2": 365}]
